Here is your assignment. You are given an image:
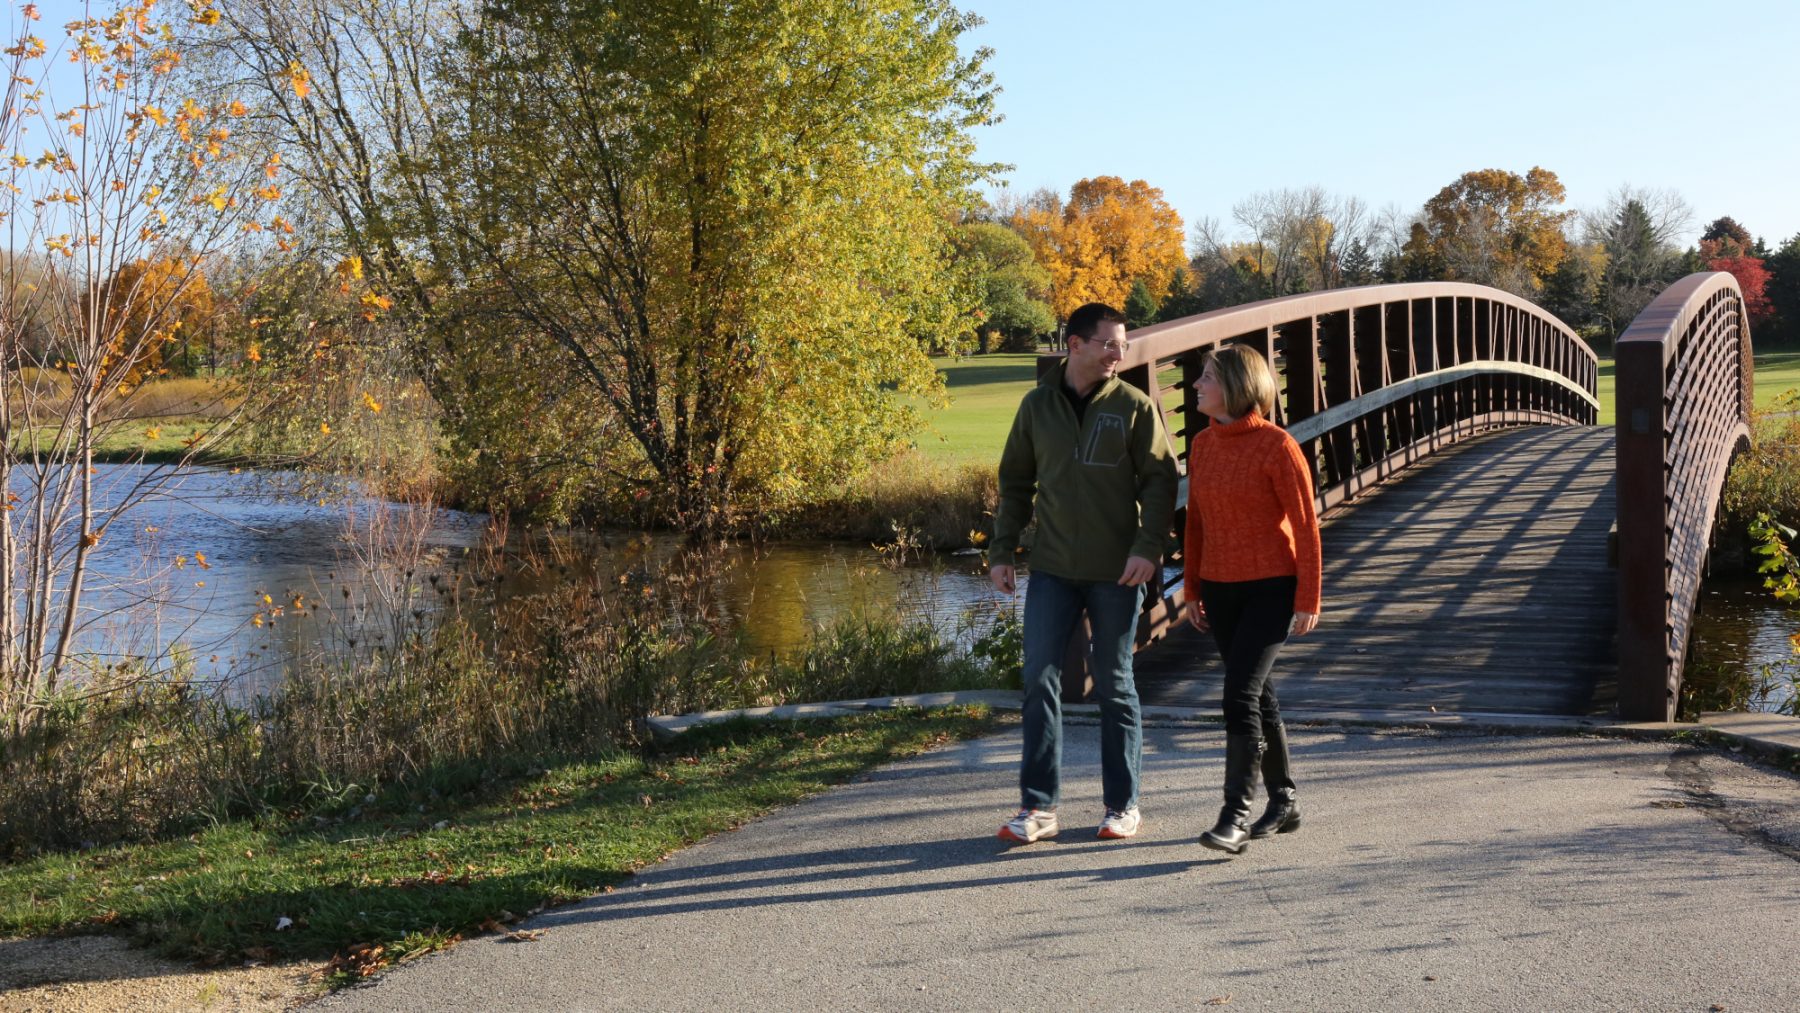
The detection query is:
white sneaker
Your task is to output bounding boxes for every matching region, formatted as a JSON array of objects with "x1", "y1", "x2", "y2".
[
  {"x1": 1097, "y1": 806, "x2": 1141, "y2": 839},
  {"x1": 998, "y1": 808, "x2": 1059, "y2": 844}
]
